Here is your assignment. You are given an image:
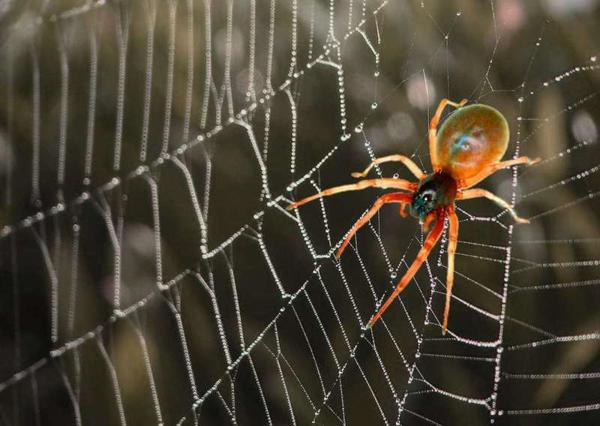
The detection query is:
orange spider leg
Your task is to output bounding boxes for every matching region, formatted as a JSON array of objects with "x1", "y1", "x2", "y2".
[
  {"x1": 421, "y1": 210, "x2": 437, "y2": 232},
  {"x1": 336, "y1": 193, "x2": 412, "y2": 258},
  {"x1": 399, "y1": 203, "x2": 408, "y2": 217},
  {"x1": 457, "y1": 188, "x2": 529, "y2": 224},
  {"x1": 287, "y1": 178, "x2": 416, "y2": 210},
  {"x1": 442, "y1": 206, "x2": 459, "y2": 334},
  {"x1": 429, "y1": 98, "x2": 468, "y2": 170},
  {"x1": 461, "y1": 156, "x2": 540, "y2": 188},
  {"x1": 351, "y1": 155, "x2": 426, "y2": 180},
  {"x1": 367, "y1": 208, "x2": 447, "y2": 329}
]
